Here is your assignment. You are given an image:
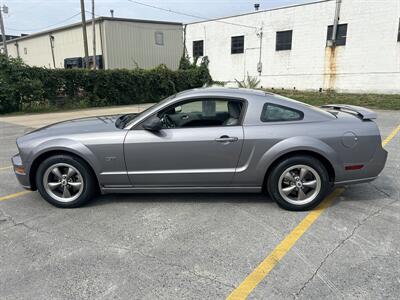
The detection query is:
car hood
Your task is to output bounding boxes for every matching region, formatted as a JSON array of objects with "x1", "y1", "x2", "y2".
[{"x1": 20, "y1": 115, "x2": 123, "y2": 142}]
